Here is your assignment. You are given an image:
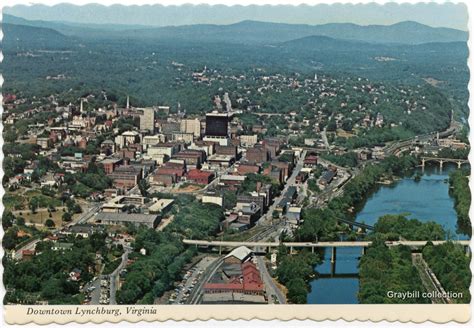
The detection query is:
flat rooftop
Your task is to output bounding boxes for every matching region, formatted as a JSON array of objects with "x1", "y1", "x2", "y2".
[
  {"x1": 96, "y1": 212, "x2": 159, "y2": 224},
  {"x1": 202, "y1": 292, "x2": 266, "y2": 304},
  {"x1": 208, "y1": 154, "x2": 235, "y2": 161},
  {"x1": 148, "y1": 199, "x2": 174, "y2": 212},
  {"x1": 220, "y1": 174, "x2": 246, "y2": 181}
]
